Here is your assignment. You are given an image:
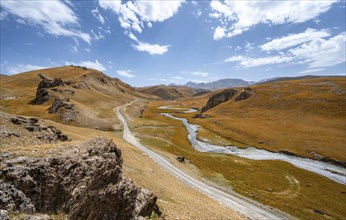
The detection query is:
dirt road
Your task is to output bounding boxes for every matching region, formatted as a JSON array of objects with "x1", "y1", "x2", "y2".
[{"x1": 115, "y1": 102, "x2": 291, "y2": 220}]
